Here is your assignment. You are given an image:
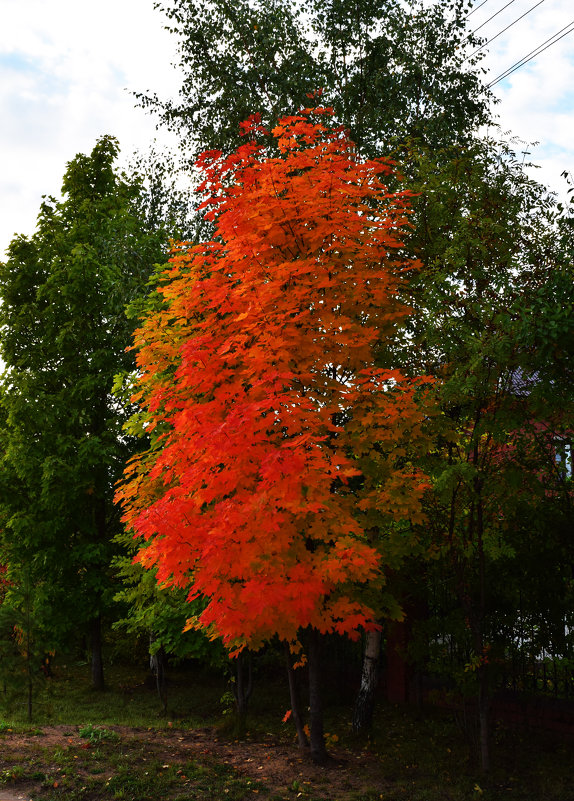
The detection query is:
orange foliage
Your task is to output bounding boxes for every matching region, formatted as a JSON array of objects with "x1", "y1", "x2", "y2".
[{"x1": 117, "y1": 109, "x2": 432, "y2": 652}]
